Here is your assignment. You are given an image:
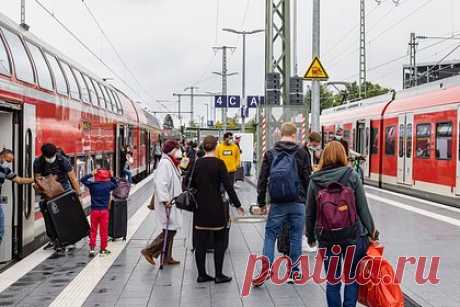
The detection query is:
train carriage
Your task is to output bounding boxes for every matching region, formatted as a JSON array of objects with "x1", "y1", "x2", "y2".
[
  {"x1": 321, "y1": 76, "x2": 460, "y2": 207},
  {"x1": 0, "y1": 12, "x2": 160, "y2": 266}
]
